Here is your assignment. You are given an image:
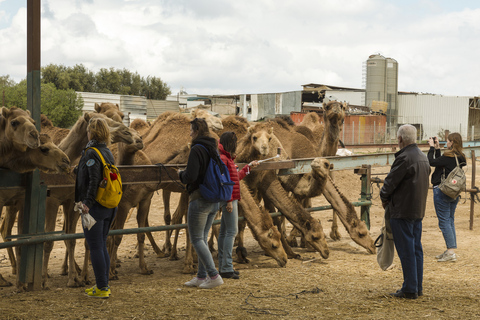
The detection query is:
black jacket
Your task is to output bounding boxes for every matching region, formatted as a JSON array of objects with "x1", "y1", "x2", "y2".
[
  {"x1": 75, "y1": 142, "x2": 115, "y2": 209},
  {"x1": 427, "y1": 147, "x2": 466, "y2": 186},
  {"x1": 178, "y1": 136, "x2": 219, "y2": 194},
  {"x1": 380, "y1": 143, "x2": 431, "y2": 220}
]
